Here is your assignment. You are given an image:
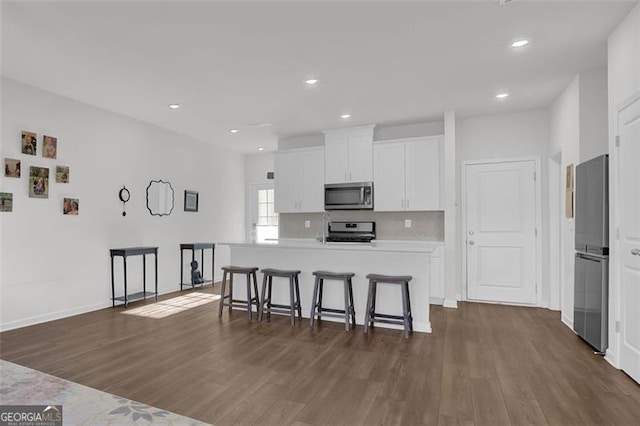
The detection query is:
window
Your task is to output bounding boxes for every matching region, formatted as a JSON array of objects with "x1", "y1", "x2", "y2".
[{"x1": 255, "y1": 188, "x2": 278, "y2": 243}]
